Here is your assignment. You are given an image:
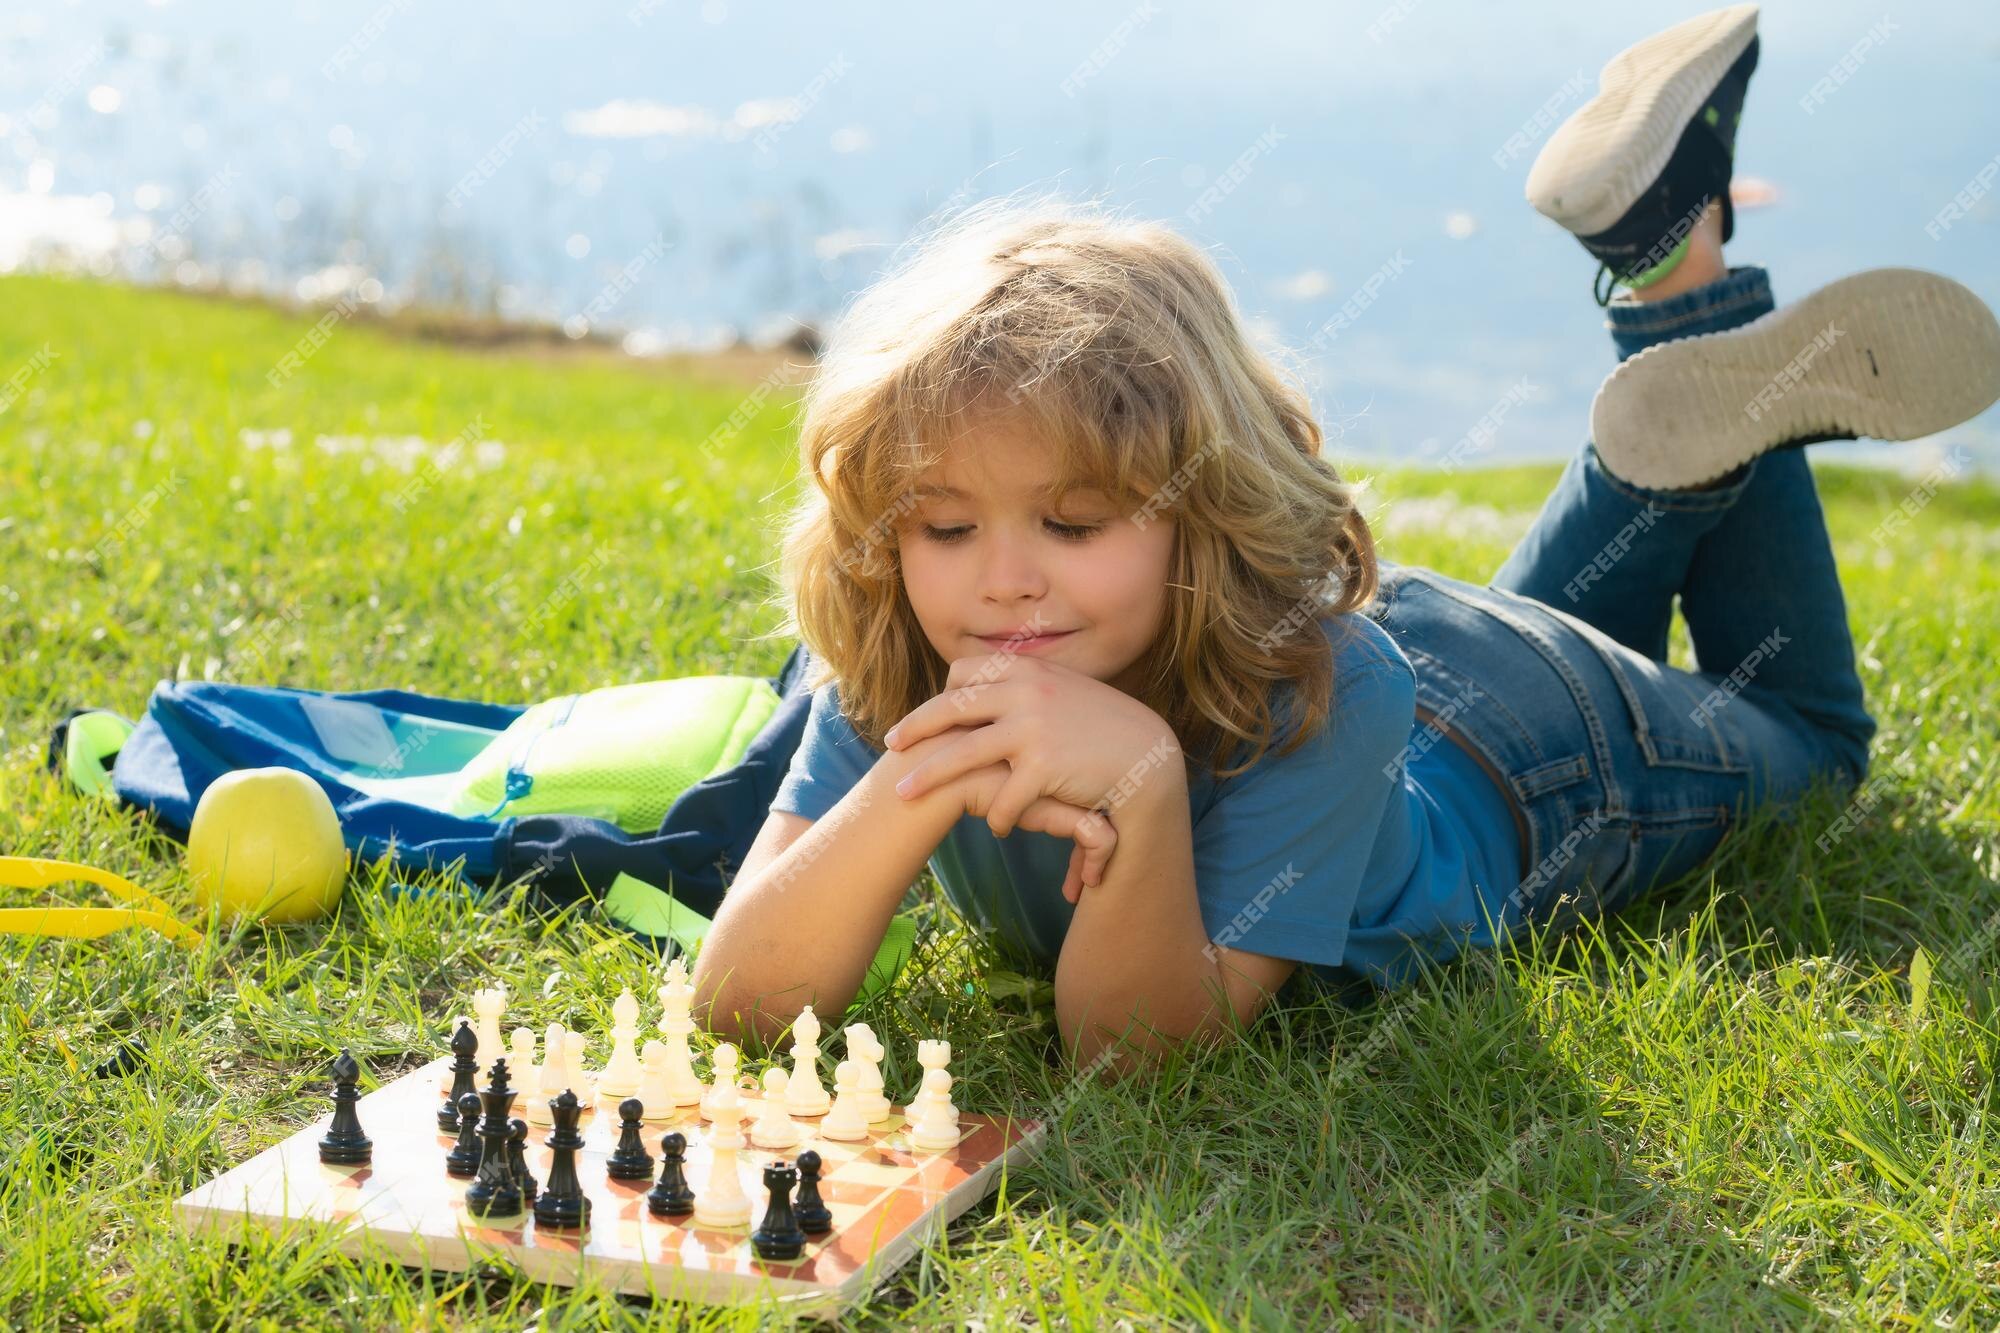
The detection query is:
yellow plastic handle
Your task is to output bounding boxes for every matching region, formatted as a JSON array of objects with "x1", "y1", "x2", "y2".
[{"x1": 0, "y1": 856, "x2": 203, "y2": 947}]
